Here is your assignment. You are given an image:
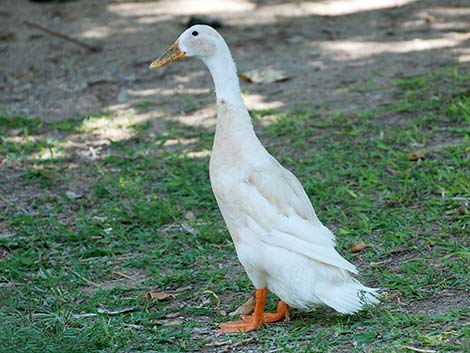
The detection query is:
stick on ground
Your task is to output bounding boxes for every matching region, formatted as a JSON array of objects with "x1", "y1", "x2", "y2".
[{"x1": 23, "y1": 20, "x2": 102, "y2": 52}]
